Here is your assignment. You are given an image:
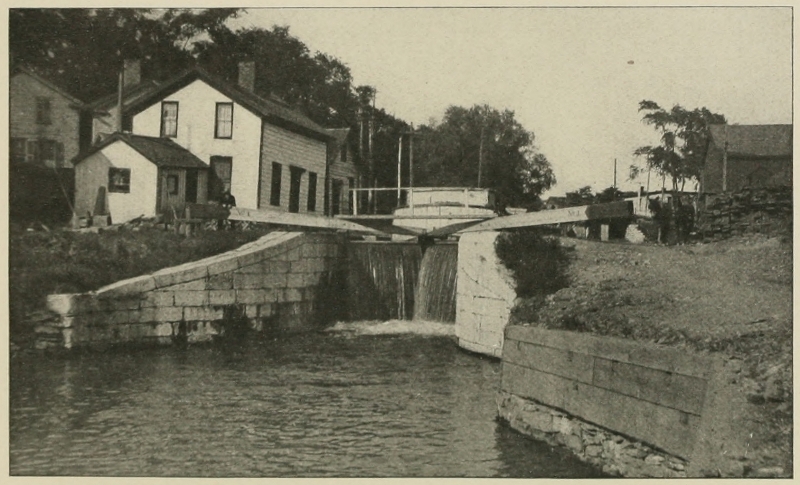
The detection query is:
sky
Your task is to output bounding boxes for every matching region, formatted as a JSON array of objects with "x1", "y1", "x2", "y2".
[{"x1": 229, "y1": 6, "x2": 793, "y2": 197}]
